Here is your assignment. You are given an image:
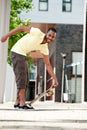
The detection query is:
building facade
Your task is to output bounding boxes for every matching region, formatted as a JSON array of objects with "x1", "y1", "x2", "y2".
[
  {"x1": 0, "y1": 0, "x2": 86, "y2": 103},
  {"x1": 20, "y1": 0, "x2": 84, "y2": 103}
]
